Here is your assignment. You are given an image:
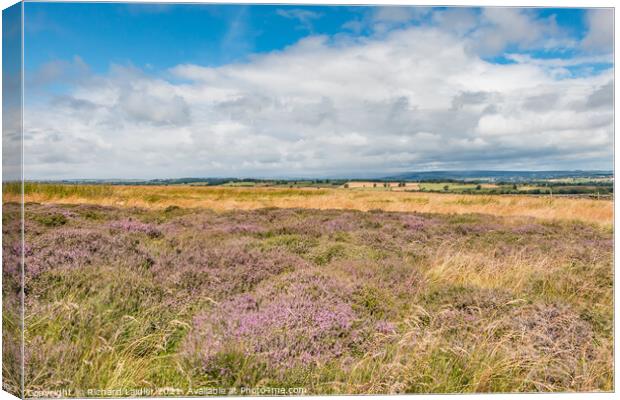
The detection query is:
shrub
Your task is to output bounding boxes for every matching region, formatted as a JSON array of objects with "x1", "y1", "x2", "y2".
[
  {"x1": 35, "y1": 213, "x2": 68, "y2": 227},
  {"x1": 184, "y1": 270, "x2": 362, "y2": 371},
  {"x1": 109, "y1": 219, "x2": 162, "y2": 238}
]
